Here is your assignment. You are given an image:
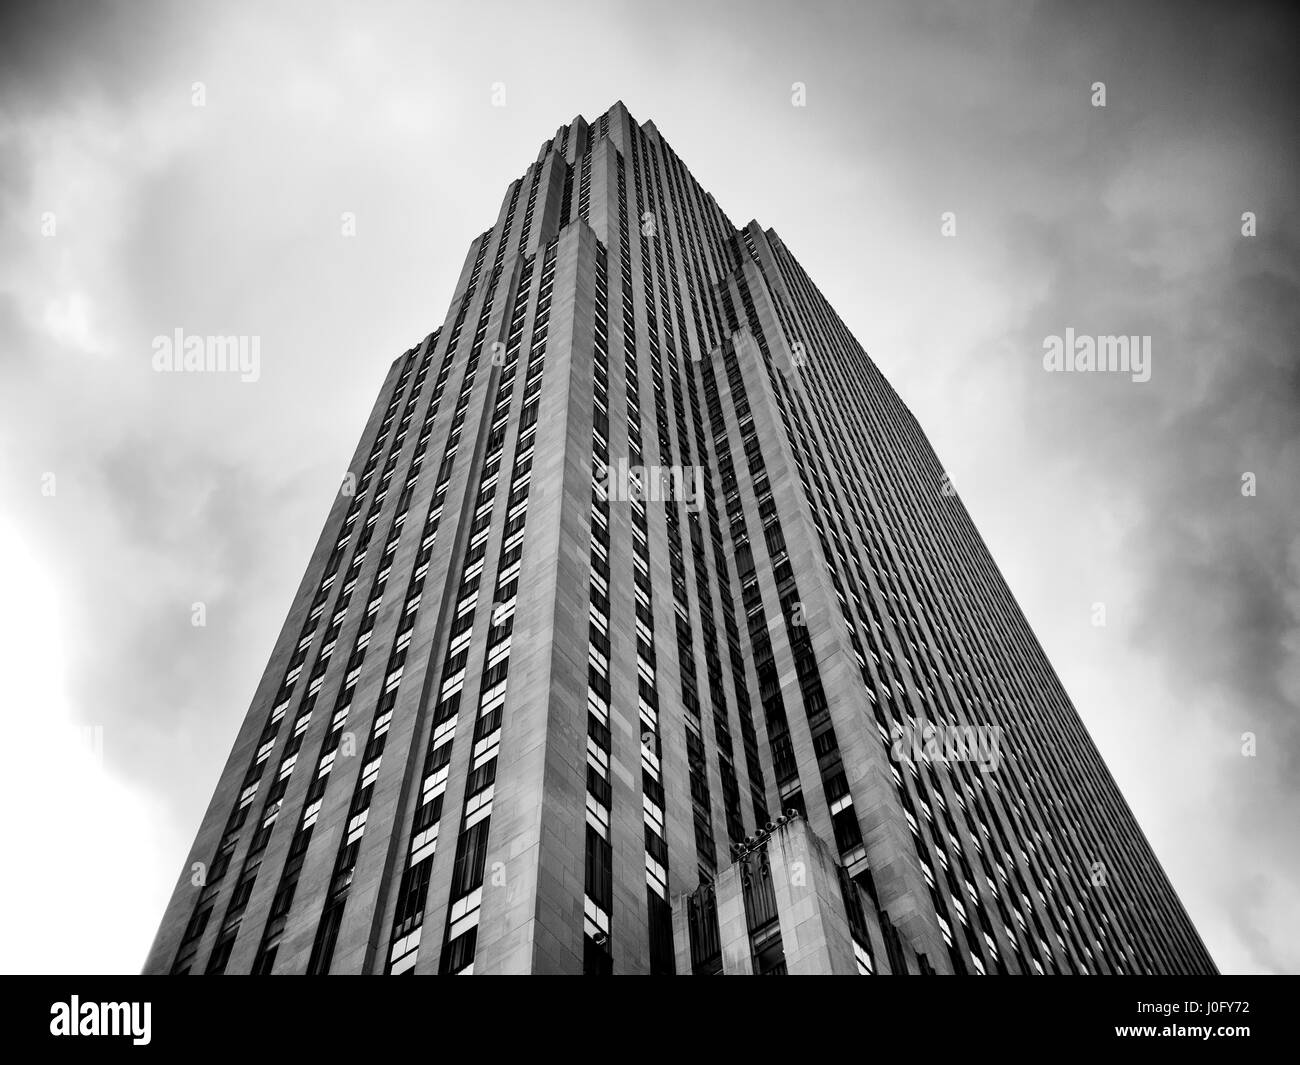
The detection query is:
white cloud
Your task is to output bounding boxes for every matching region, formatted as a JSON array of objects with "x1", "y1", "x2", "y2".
[{"x1": 0, "y1": 521, "x2": 170, "y2": 973}]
